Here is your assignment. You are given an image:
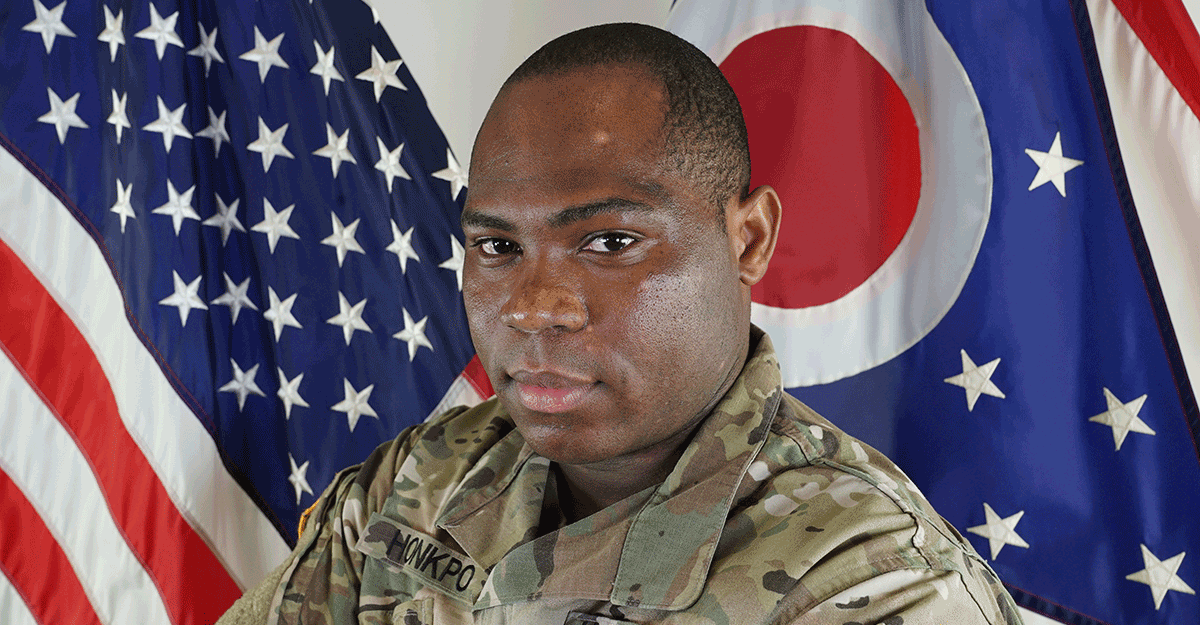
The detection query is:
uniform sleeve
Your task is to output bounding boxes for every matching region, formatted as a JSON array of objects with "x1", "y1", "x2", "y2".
[{"x1": 214, "y1": 429, "x2": 422, "y2": 625}]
